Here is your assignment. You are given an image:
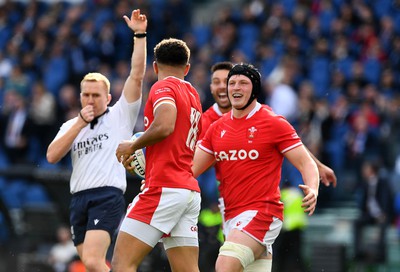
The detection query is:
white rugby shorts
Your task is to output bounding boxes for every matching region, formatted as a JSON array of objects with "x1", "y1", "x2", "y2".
[
  {"x1": 223, "y1": 210, "x2": 282, "y2": 255},
  {"x1": 120, "y1": 187, "x2": 201, "y2": 247}
]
